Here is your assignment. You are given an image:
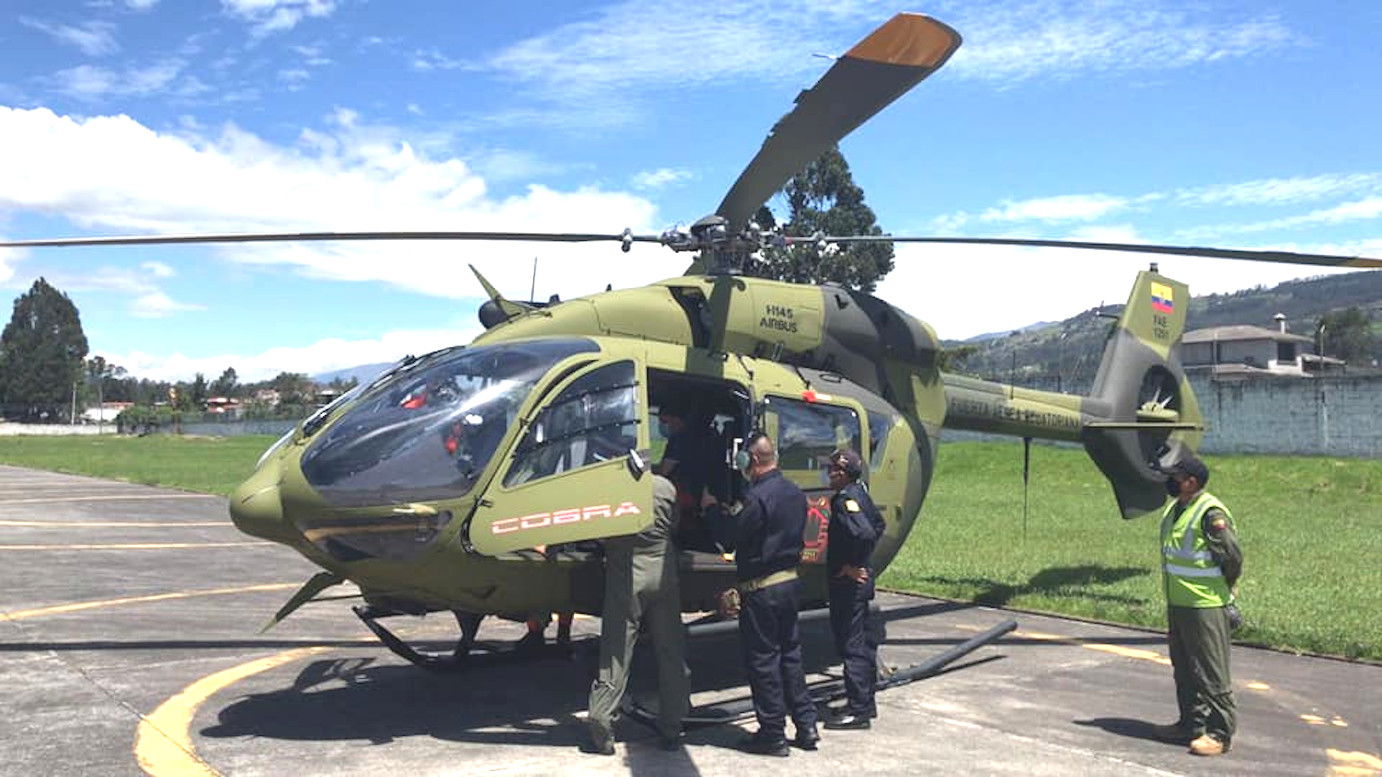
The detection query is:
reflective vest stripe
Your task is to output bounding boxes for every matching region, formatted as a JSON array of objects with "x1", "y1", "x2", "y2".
[
  {"x1": 1164, "y1": 548, "x2": 1214, "y2": 561},
  {"x1": 1163, "y1": 562, "x2": 1224, "y2": 578}
]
